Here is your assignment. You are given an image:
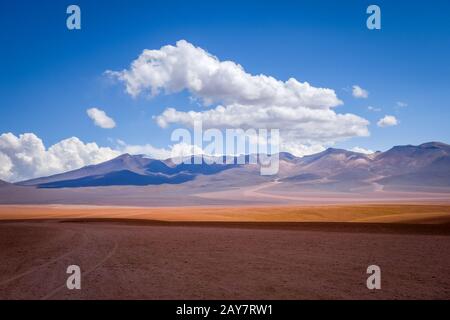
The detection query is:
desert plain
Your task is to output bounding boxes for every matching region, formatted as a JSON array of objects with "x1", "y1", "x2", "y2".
[{"x1": 0, "y1": 203, "x2": 449, "y2": 300}]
